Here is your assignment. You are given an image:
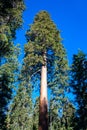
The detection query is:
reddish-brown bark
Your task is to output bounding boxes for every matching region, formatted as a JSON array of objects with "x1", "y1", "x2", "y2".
[{"x1": 39, "y1": 65, "x2": 48, "y2": 130}]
